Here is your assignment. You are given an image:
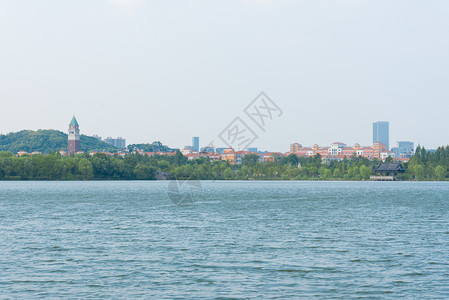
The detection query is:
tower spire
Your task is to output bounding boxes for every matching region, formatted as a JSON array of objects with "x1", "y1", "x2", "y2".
[
  {"x1": 69, "y1": 115, "x2": 79, "y2": 126},
  {"x1": 68, "y1": 116, "x2": 80, "y2": 154}
]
